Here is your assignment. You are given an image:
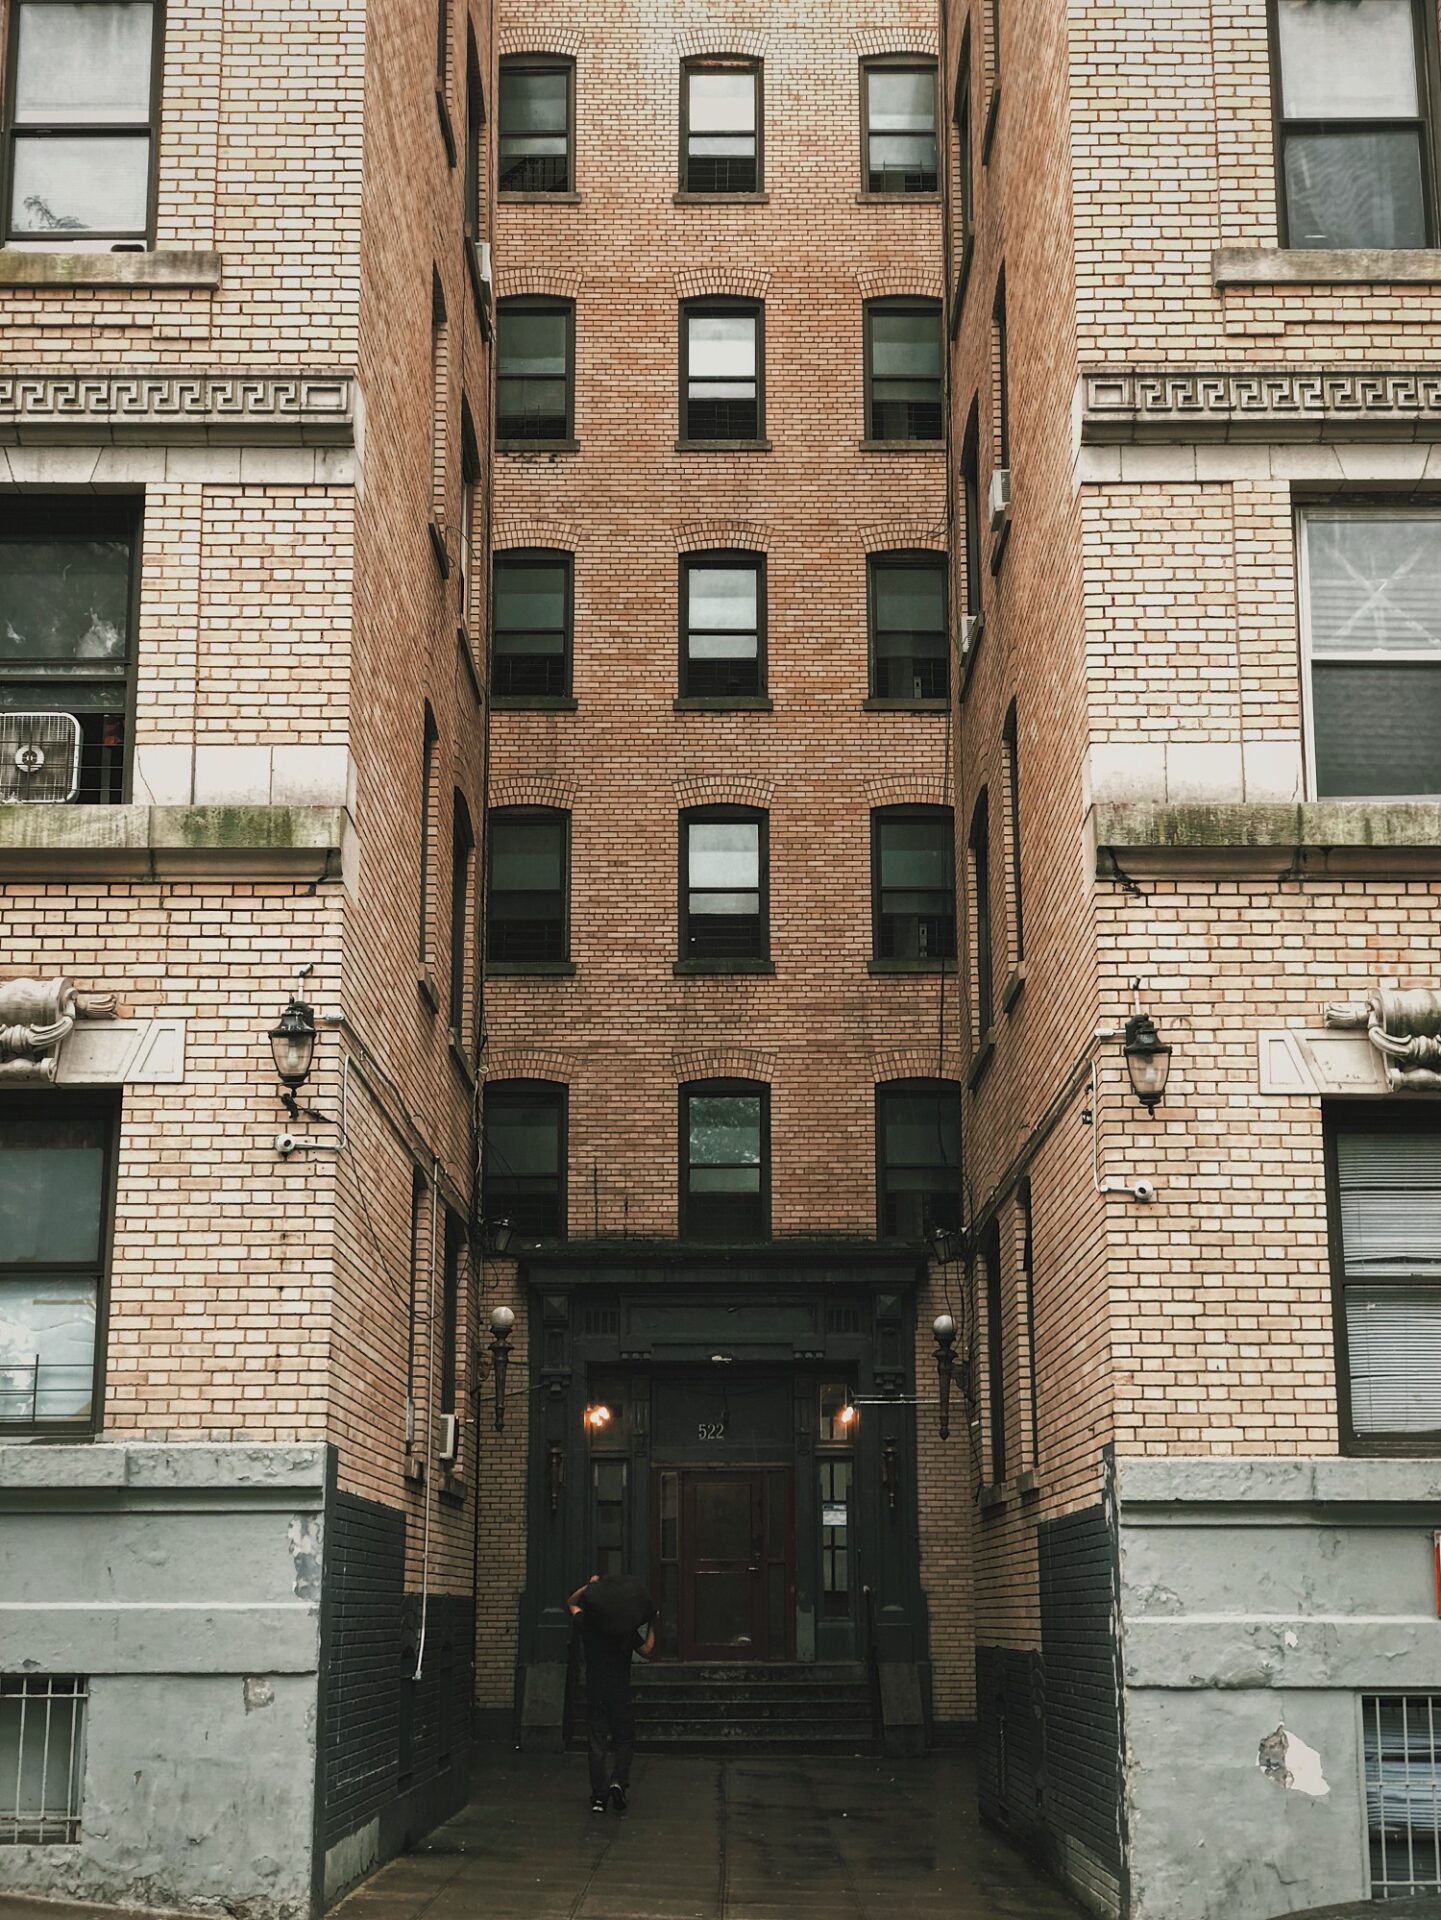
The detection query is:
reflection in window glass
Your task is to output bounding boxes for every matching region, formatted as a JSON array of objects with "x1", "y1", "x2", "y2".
[
  {"x1": 878, "y1": 1083, "x2": 962, "y2": 1240},
  {"x1": 866, "y1": 306, "x2": 943, "y2": 441},
  {"x1": 685, "y1": 67, "x2": 758, "y2": 193},
  {"x1": 684, "y1": 308, "x2": 760, "y2": 440},
  {"x1": 684, "y1": 815, "x2": 765, "y2": 958},
  {"x1": 498, "y1": 63, "x2": 570, "y2": 192},
  {"x1": 482, "y1": 1082, "x2": 565, "y2": 1238},
  {"x1": 864, "y1": 65, "x2": 937, "y2": 192},
  {"x1": 683, "y1": 555, "x2": 762, "y2": 697},
  {"x1": 497, "y1": 304, "x2": 571, "y2": 441},
  {"x1": 488, "y1": 811, "x2": 567, "y2": 960},
  {"x1": 683, "y1": 1085, "x2": 766, "y2": 1241},
  {"x1": 871, "y1": 556, "x2": 947, "y2": 700},
  {"x1": 493, "y1": 552, "x2": 570, "y2": 698},
  {"x1": 874, "y1": 809, "x2": 957, "y2": 959}
]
